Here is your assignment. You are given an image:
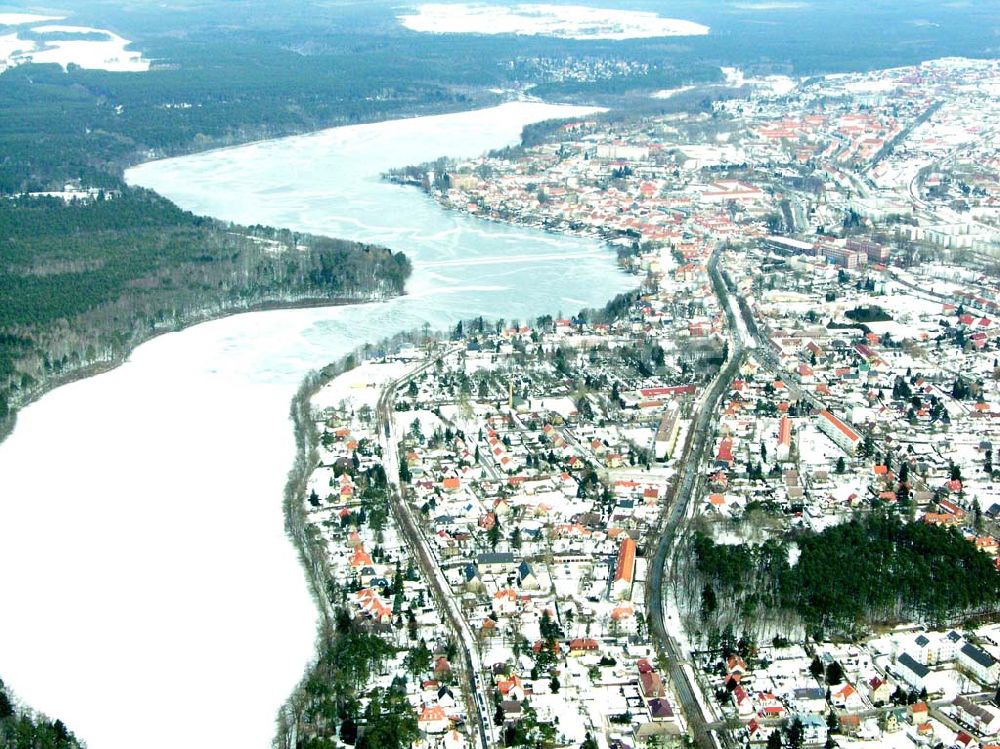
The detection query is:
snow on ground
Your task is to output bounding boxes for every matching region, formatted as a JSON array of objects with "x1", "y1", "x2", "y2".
[
  {"x1": 729, "y1": 294, "x2": 756, "y2": 349},
  {"x1": 398, "y1": 3, "x2": 710, "y2": 40},
  {"x1": 0, "y1": 32, "x2": 25, "y2": 60},
  {"x1": 395, "y1": 408, "x2": 444, "y2": 443},
  {"x1": 651, "y1": 85, "x2": 696, "y2": 99},
  {"x1": 0, "y1": 12, "x2": 62, "y2": 25},
  {"x1": 797, "y1": 422, "x2": 843, "y2": 469},
  {"x1": 531, "y1": 690, "x2": 589, "y2": 745},
  {"x1": 664, "y1": 577, "x2": 695, "y2": 655},
  {"x1": 720, "y1": 66, "x2": 800, "y2": 96},
  {"x1": 313, "y1": 359, "x2": 411, "y2": 412},
  {"x1": 0, "y1": 22, "x2": 149, "y2": 72}
]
